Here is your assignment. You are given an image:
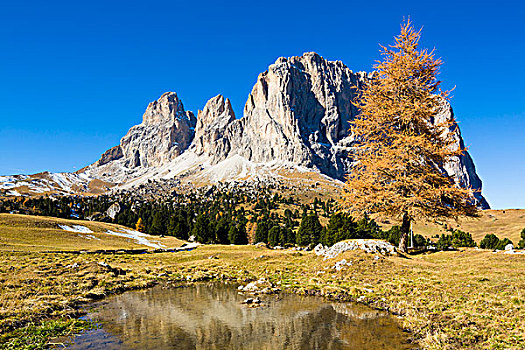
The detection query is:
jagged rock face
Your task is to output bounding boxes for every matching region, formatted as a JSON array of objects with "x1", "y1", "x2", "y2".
[
  {"x1": 97, "y1": 145, "x2": 123, "y2": 166},
  {"x1": 216, "y1": 52, "x2": 369, "y2": 178},
  {"x1": 436, "y1": 103, "x2": 490, "y2": 208},
  {"x1": 110, "y1": 92, "x2": 196, "y2": 168},
  {"x1": 191, "y1": 95, "x2": 236, "y2": 163}
]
